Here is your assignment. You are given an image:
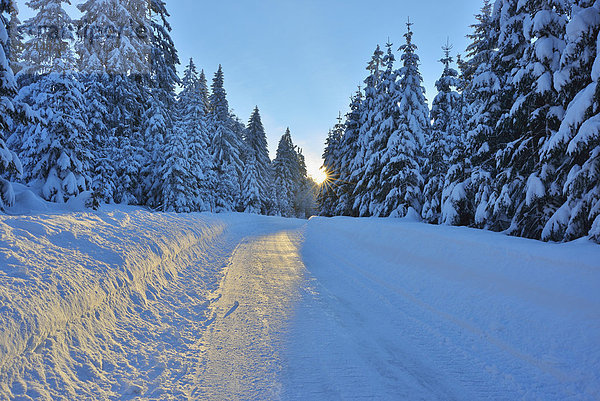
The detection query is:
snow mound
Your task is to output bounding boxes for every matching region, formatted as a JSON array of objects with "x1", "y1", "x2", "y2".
[
  {"x1": 0, "y1": 205, "x2": 226, "y2": 381},
  {"x1": 401, "y1": 206, "x2": 422, "y2": 222}
]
